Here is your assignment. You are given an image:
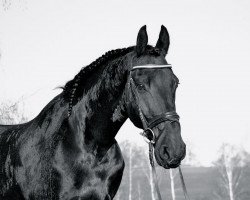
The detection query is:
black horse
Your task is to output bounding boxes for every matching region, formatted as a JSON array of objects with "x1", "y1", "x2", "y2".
[{"x1": 0, "y1": 25, "x2": 186, "y2": 200}]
